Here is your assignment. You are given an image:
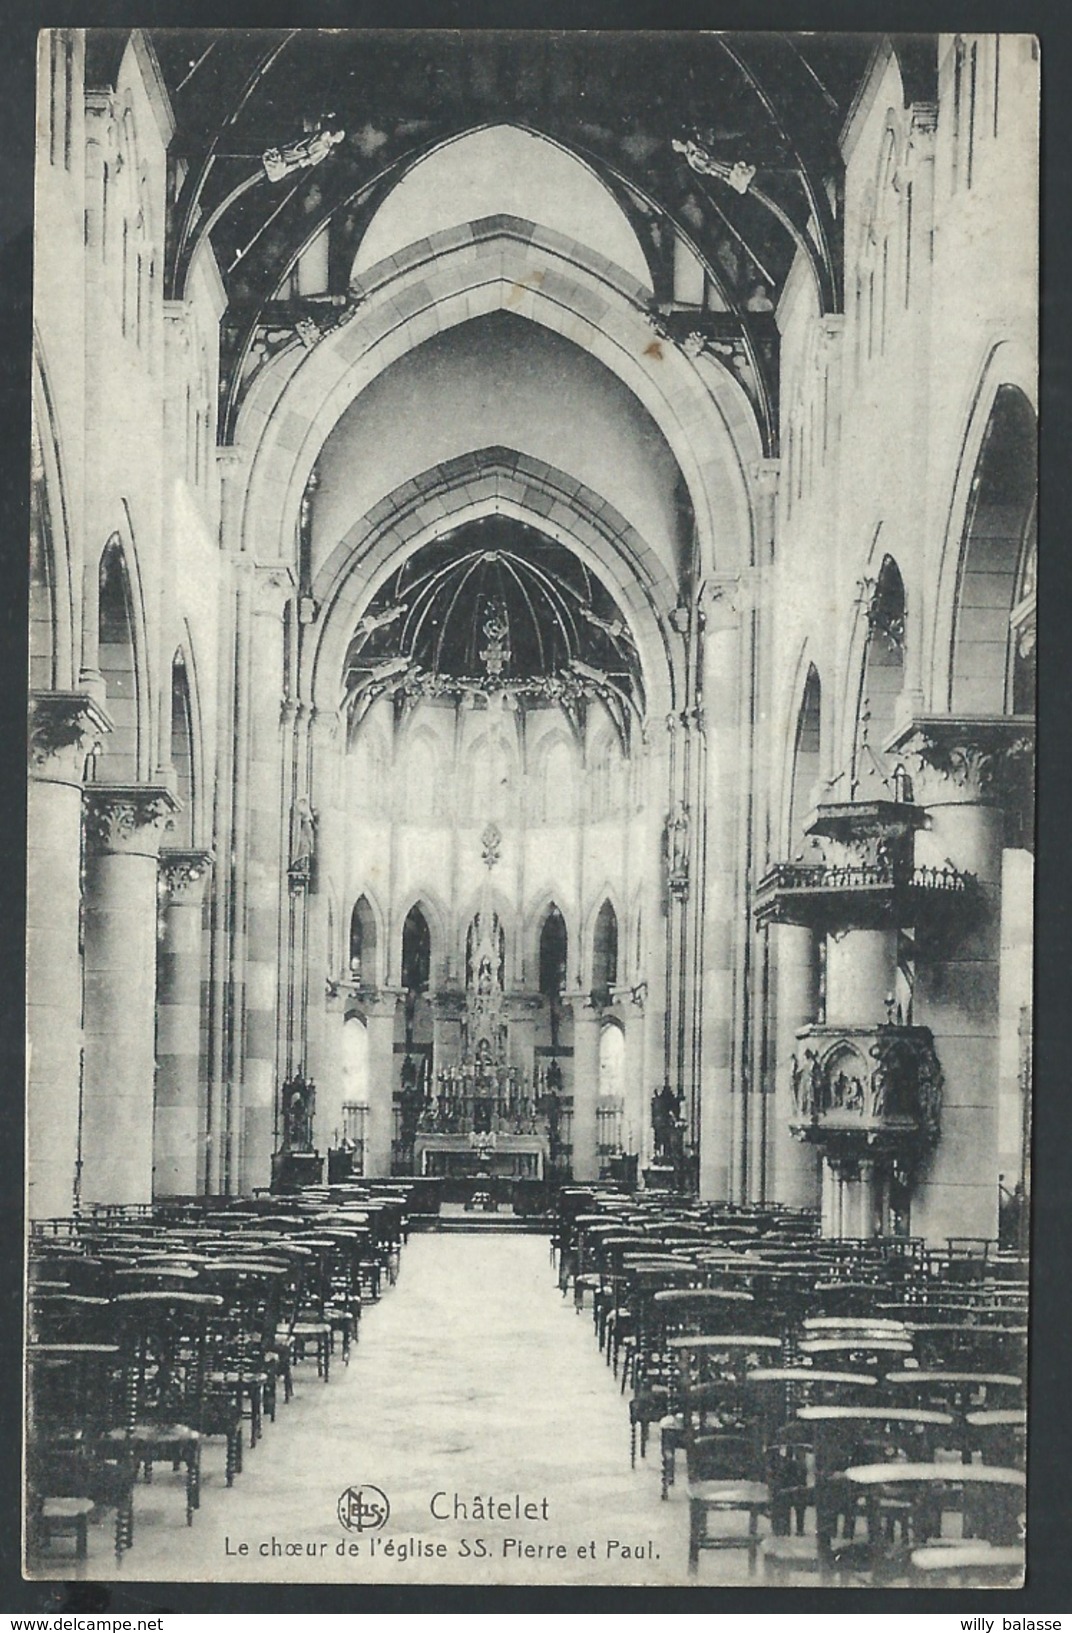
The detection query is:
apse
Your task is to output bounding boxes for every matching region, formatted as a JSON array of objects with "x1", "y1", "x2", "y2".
[{"x1": 342, "y1": 513, "x2": 645, "y2": 746}]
